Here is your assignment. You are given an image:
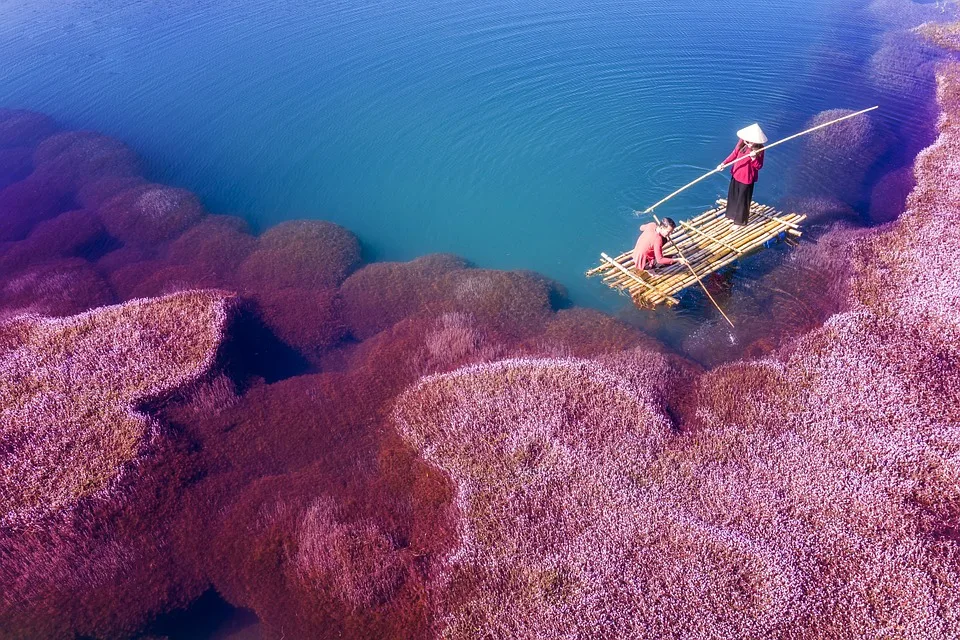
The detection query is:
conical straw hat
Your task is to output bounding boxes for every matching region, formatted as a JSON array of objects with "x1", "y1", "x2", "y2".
[{"x1": 737, "y1": 123, "x2": 768, "y2": 144}]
